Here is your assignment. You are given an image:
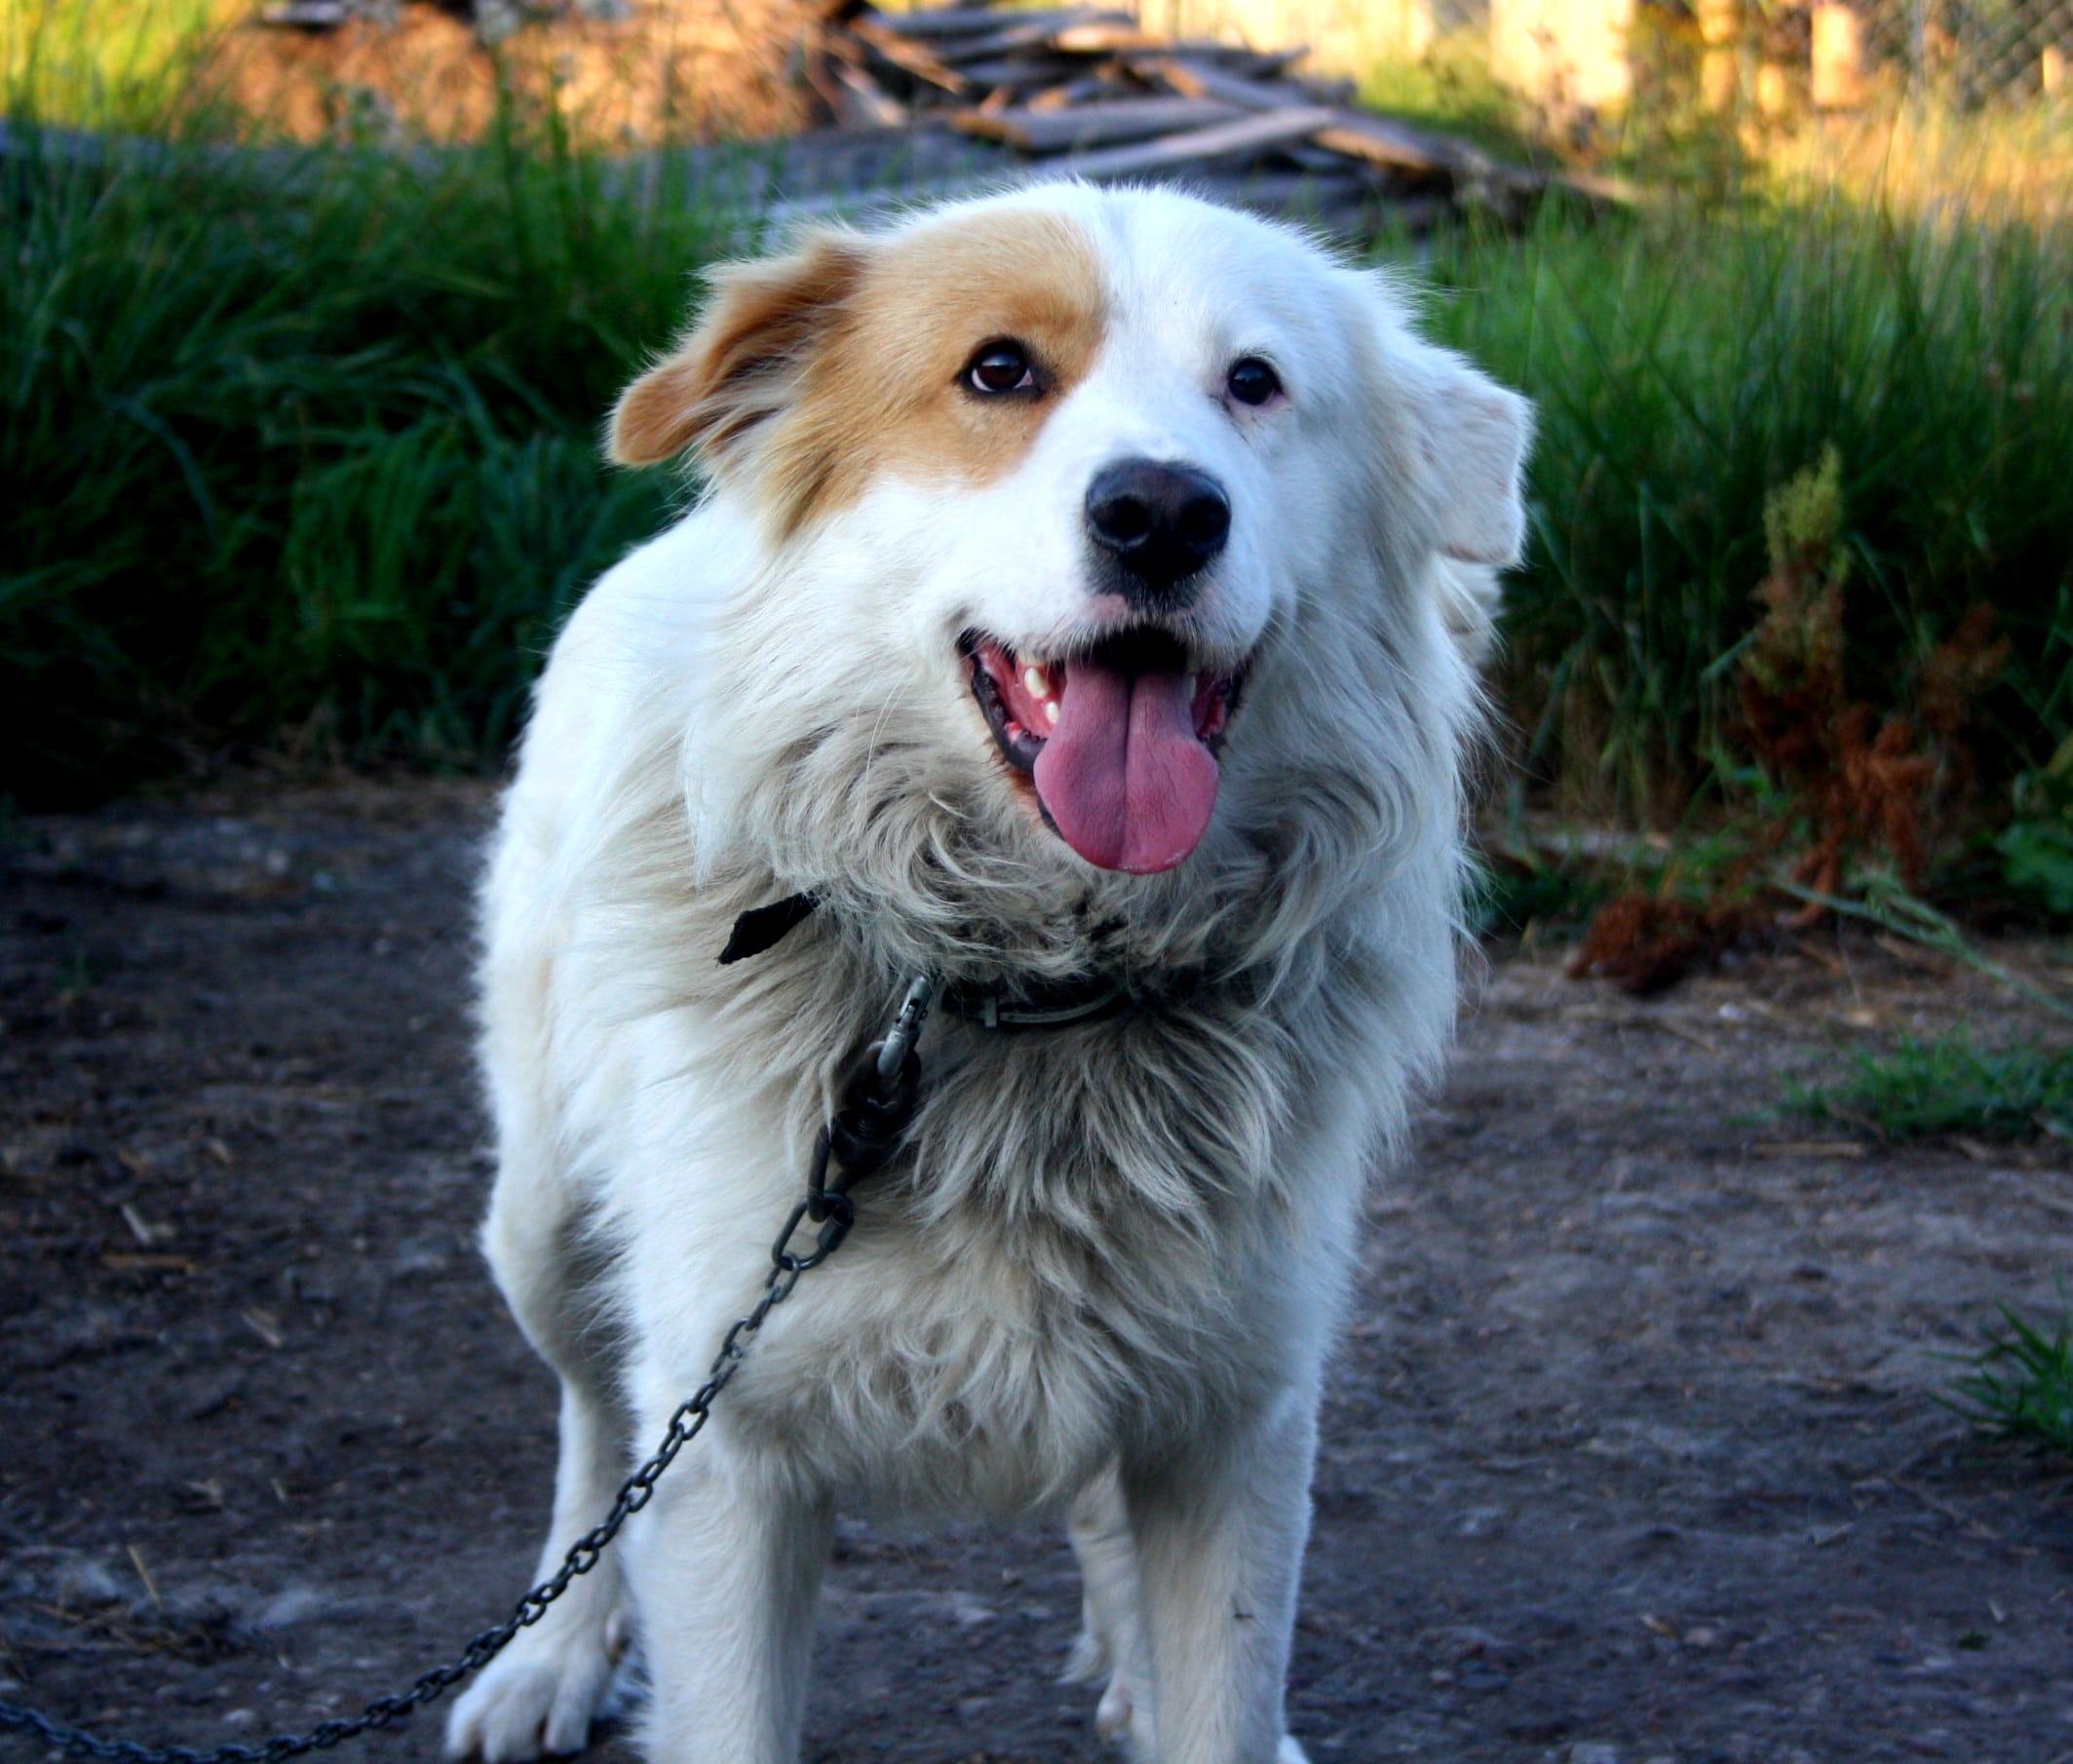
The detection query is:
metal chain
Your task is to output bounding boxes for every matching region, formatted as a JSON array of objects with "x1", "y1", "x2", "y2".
[{"x1": 0, "y1": 977, "x2": 936, "y2": 1764}]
